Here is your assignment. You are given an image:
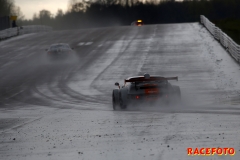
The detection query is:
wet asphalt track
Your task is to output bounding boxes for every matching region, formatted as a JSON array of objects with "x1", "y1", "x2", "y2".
[{"x1": 0, "y1": 23, "x2": 240, "y2": 159}]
